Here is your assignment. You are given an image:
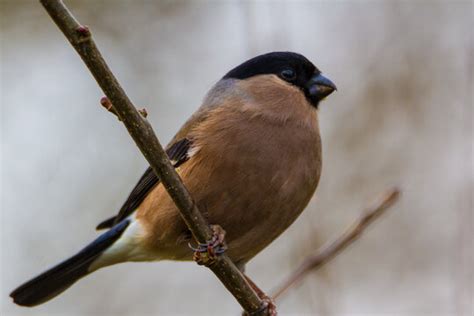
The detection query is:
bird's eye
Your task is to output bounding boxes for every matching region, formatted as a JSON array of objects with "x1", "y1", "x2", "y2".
[{"x1": 280, "y1": 69, "x2": 296, "y2": 81}]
